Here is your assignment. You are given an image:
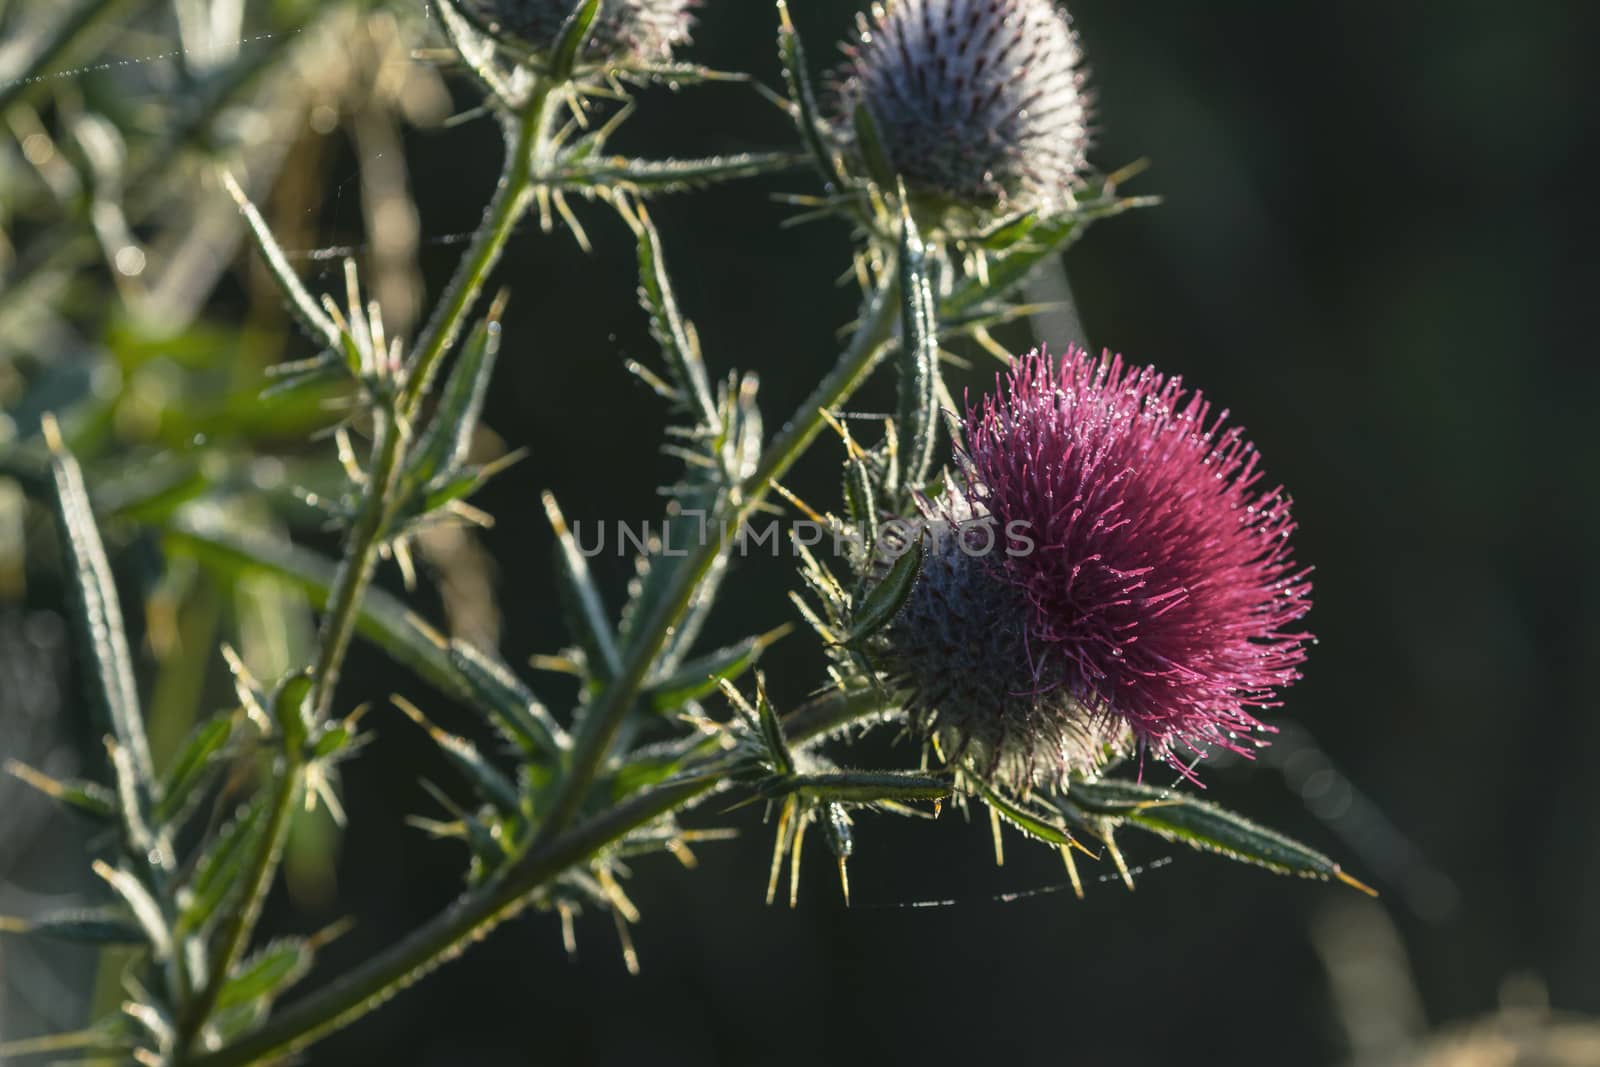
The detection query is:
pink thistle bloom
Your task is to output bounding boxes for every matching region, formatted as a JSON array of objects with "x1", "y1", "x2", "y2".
[
  {"x1": 965, "y1": 345, "x2": 1312, "y2": 772},
  {"x1": 875, "y1": 346, "x2": 1311, "y2": 787}
]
